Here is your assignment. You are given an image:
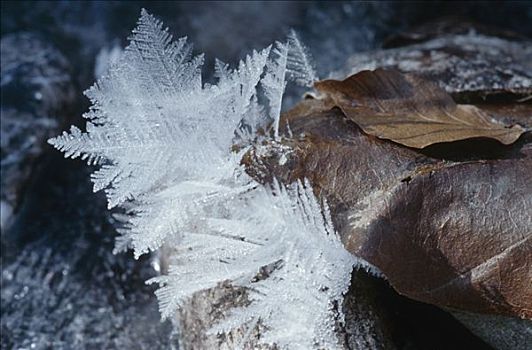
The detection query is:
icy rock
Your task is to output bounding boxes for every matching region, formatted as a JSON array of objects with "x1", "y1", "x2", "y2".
[
  {"x1": 337, "y1": 29, "x2": 532, "y2": 103},
  {"x1": 159, "y1": 250, "x2": 396, "y2": 350},
  {"x1": 1, "y1": 225, "x2": 176, "y2": 350},
  {"x1": 0, "y1": 32, "x2": 75, "y2": 231},
  {"x1": 1, "y1": 155, "x2": 176, "y2": 349}
]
